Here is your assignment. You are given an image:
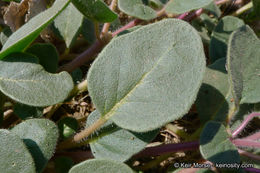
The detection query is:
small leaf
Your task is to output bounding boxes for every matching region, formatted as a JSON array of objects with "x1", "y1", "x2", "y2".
[
  {"x1": 200, "y1": 121, "x2": 240, "y2": 164},
  {"x1": 14, "y1": 103, "x2": 43, "y2": 120},
  {"x1": 54, "y1": 3, "x2": 84, "y2": 48},
  {"x1": 227, "y1": 25, "x2": 260, "y2": 104},
  {"x1": 26, "y1": 43, "x2": 59, "y2": 73},
  {"x1": 11, "y1": 119, "x2": 59, "y2": 173},
  {"x1": 165, "y1": 0, "x2": 213, "y2": 15},
  {"x1": 87, "y1": 110, "x2": 159, "y2": 162},
  {"x1": 71, "y1": 68, "x2": 83, "y2": 84},
  {"x1": 118, "y1": 0, "x2": 157, "y2": 20},
  {"x1": 209, "y1": 16, "x2": 244, "y2": 63},
  {"x1": 87, "y1": 19, "x2": 206, "y2": 132},
  {"x1": 68, "y1": 159, "x2": 134, "y2": 173},
  {"x1": 0, "y1": 53, "x2": 74, "y2": 107},
  {"x1": 204, "y1": 2, "x2": 221, "y2": 18},
  {"x1": 0, "y1": 129, "x2": 36, "y2": 173},
  {"x1": 54, "y1": 156, "x2": 74, "y2": 173},
  {"x1": 58, "y1": 117, "x2": 79, "y2": 139},
  {"x1": 72, "y1": 0, "x2": 117, "y2": 23},
  {"x1": 0, "y1": 0, "x2": 71, "y2": 59},
  {"x1": 196, "y1": 58, "x2": 230, "y2": 123}
]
